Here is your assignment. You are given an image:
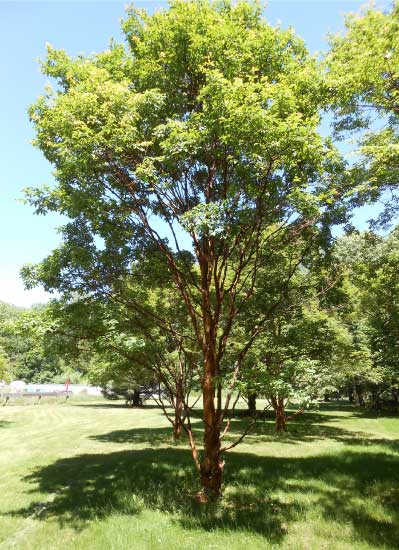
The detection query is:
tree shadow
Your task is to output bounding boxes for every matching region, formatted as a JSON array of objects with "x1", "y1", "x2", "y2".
[
  {"x1": 0, "y1": 420, "x2": 12, "y2": 428},
  {"x1": 315, "y1": 400, "x2": 356, "y2": 412},
  {"x1": 8, "y1": 428, "x2": 399, "y2": 547},
  {"x1": 316, "y1": 401, "x2": 399, "y2": 419},
  {"x1": 222, "y1": 415, "x2": 372, "y2": 446},
  {"x1": 88, "y1": 410, "x2": 398, "y2": 450},
  {"x1": 76, "y1": 402, "x2": 161, "y2": 410},
  {"x1": 89, "y1": 426, "x2": 196, "y2": 447},
  {"x1": 8, "y1": 446, "x2": 296, "y2": 541},
  {"x1": 89, "y1": 420, "x2": 365, "y2": 448}
]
